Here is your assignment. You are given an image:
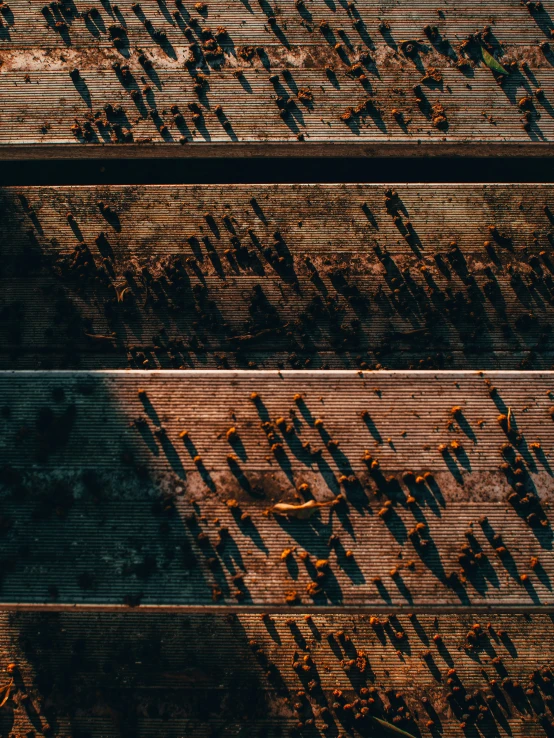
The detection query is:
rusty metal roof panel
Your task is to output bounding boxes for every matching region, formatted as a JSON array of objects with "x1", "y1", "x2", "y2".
[
  {"x1": 1, "y1": 1, "x2": 554, "y2": 155},
  {"x1": 0, "y1": 183, "x2": 553, "y2": 369},
  {"x1": 4, "y1": 0, "x2": 554, "y2": 48},
  {"x1": 1, "y1": 611, "x2": 553, "y2": 736},
  {"x1": 0, "y1": 369, "x2": 550, "y2": 609}
]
